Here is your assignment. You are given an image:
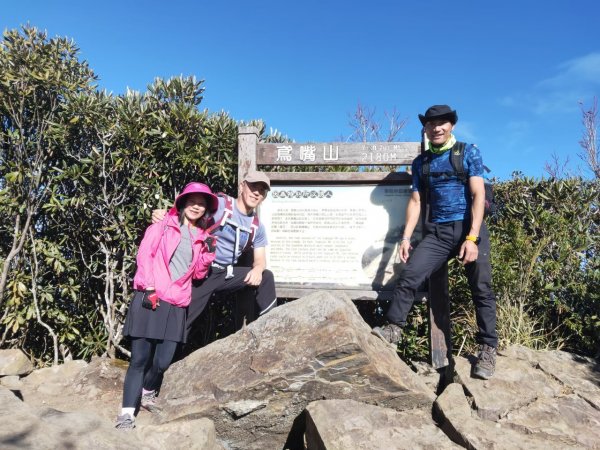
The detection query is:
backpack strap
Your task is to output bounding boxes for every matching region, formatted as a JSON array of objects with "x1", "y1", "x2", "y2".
[
  {"x1": 206, "y1": 193, "x2": 233, "y2": 235},
  {"x1": 421, "y1": 151, "x2": 432, "y2": 189},
  {"x1": 242, "y1": 214, "x2": 260, "y2": 253},
  {"x1": 449, "y1": 141, "x2": 467, "y2": 184}
]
